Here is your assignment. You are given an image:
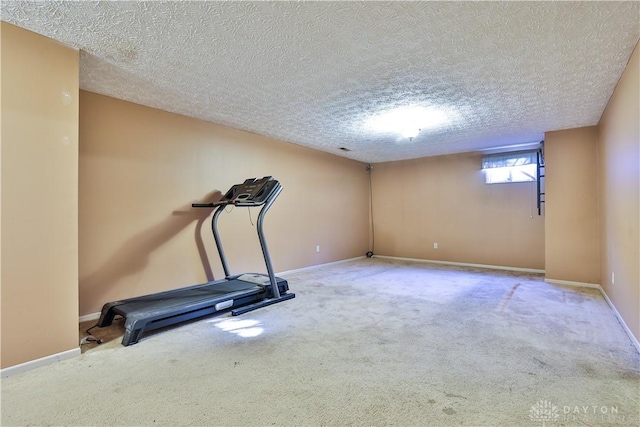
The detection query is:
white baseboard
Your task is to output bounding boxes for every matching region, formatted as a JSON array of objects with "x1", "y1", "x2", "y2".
[
  {"x1": 545, "y1": 278, "x2": 601, "y2": 289},
  {"x1": 79, "y1": 312, "x2": 101, "y2": 323},
  {"x1": 0, "y1": 347, "x2": 80, "y2": 378},
  {"x1": 374, "y1": 255, "x2": 545, "y2": 274},
  {"x1": 598, "y1": 287, "x2": 640, "y2": 354},
  {"x1": 278, "y1": 256, "x2": 365, "y2": 276},
  {"x1": 545, "y1": 279, "x2": 640, "y2": 354}
]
